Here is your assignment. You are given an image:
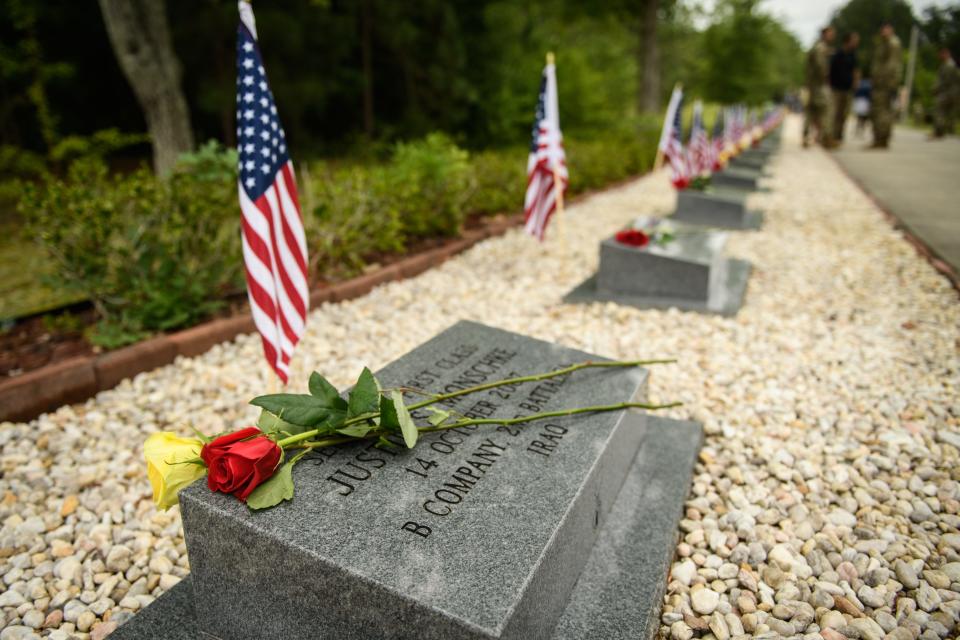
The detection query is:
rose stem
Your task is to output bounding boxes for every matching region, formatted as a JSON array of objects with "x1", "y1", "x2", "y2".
[
  {"x1": 281, "y1": 400, "x2": 682, "y2": 451},
  {"x1": 276, "y1": 359, "x2": 675, "y2": 449}
]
